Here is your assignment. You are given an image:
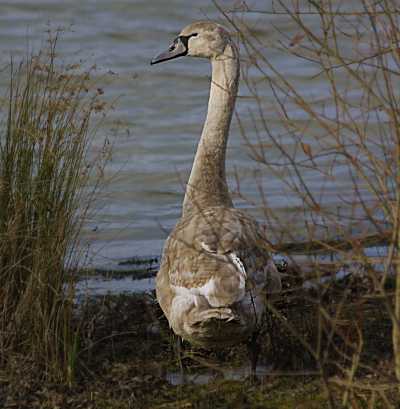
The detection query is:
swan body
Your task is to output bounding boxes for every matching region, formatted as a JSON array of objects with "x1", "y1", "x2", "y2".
[{"x1": 152, "y1": 21, "x2": 281, "y2": 348}]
